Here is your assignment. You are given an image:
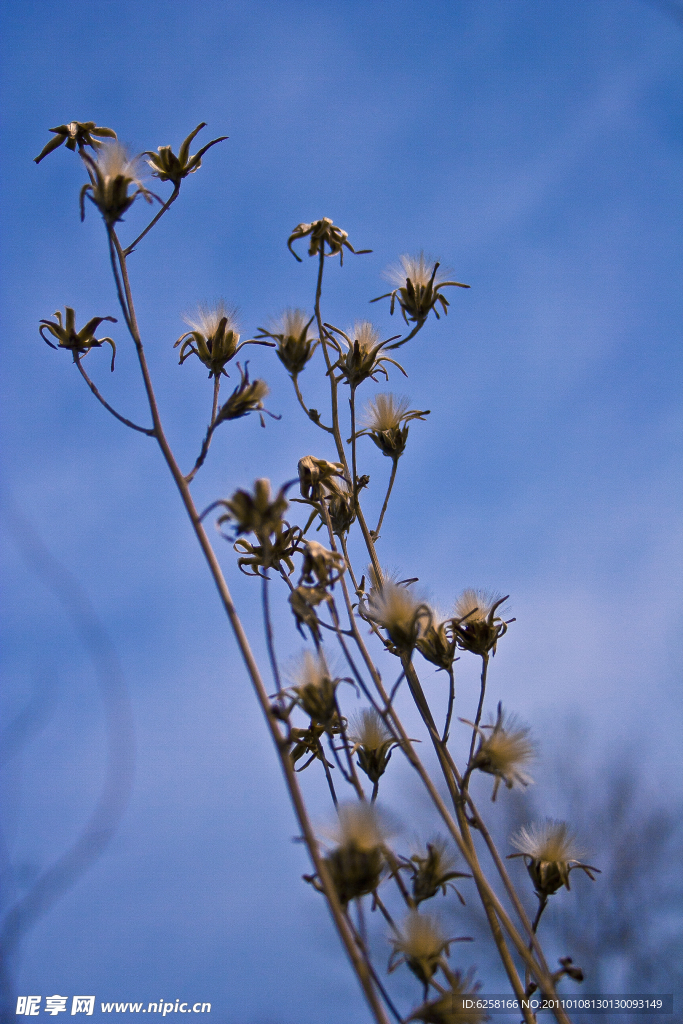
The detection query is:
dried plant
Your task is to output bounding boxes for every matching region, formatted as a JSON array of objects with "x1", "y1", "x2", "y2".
[{"x1": 32, "y1": 120, "x2": 612, "y2": 1024}]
